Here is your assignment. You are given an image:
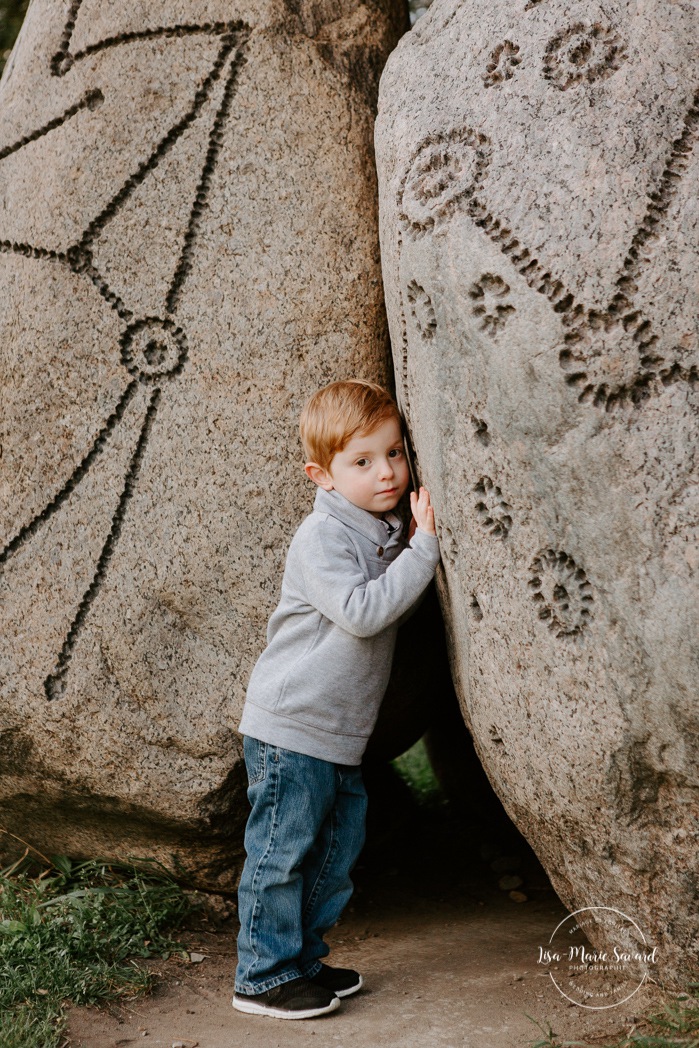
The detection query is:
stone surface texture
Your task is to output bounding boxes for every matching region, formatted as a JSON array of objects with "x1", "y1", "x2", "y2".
[
  {"x1": 376, "y1": 0, "x2": 698, "y2": 985},
  {"x1": 0, "y1": 0, "x2": 406, "y2": 886}
]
